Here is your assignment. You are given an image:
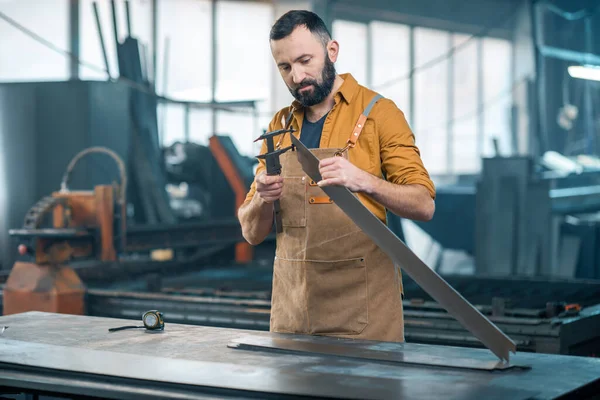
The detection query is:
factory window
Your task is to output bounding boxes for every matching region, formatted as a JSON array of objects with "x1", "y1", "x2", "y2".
[
  {"x1": 333, "y1": 18, "x2": 513, "y2": 175},
  {"x1": 482, "y1": 37, "x2": 513, "y2": 158},
  {"x1": 0, "y1": 0, "x2": 69, "y2": 82},
  {"x1": 414, "y1": 27, "x2": 450, "y2": 175},
  {"x1": 333, "y1": 20, "x2": 368, "y2": 86},
  {"x1": 79, "y1": 0, "x2": 153, "y2": 80},
  {"x1": 155, "y1": 0, "x2": 213, "y2": 146},
  {"x1": 215, "y1": 0, "x2": 273, "y2": 157},
  {"x1": 451, "y1": 33, "x2": 479, "y2": 173},
  {"x1": 369, "y1": 21, "x2": 411, "y2": 123}
]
